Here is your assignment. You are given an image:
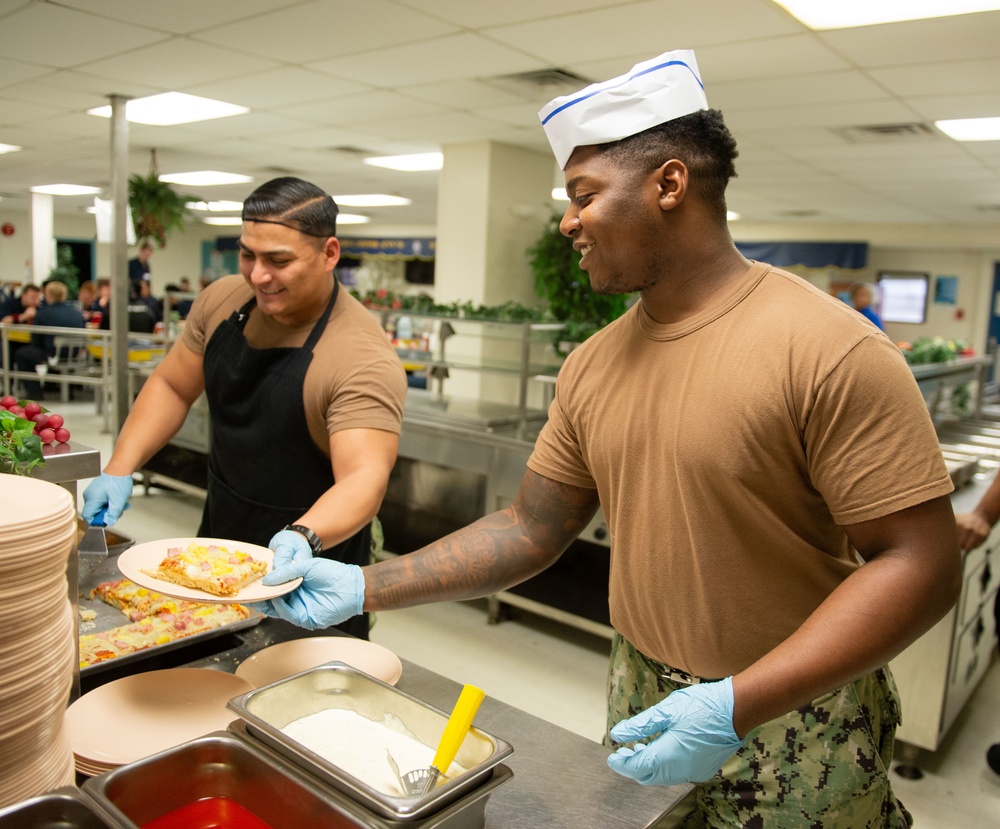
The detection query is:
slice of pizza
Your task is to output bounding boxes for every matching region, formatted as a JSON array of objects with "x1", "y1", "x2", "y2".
[
  {"x1": 90, "y1": 578, "x2": 186, "y2": 621},
  {"x1": 141, "y1": 542, "x2": 268, "y2": 597}
]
